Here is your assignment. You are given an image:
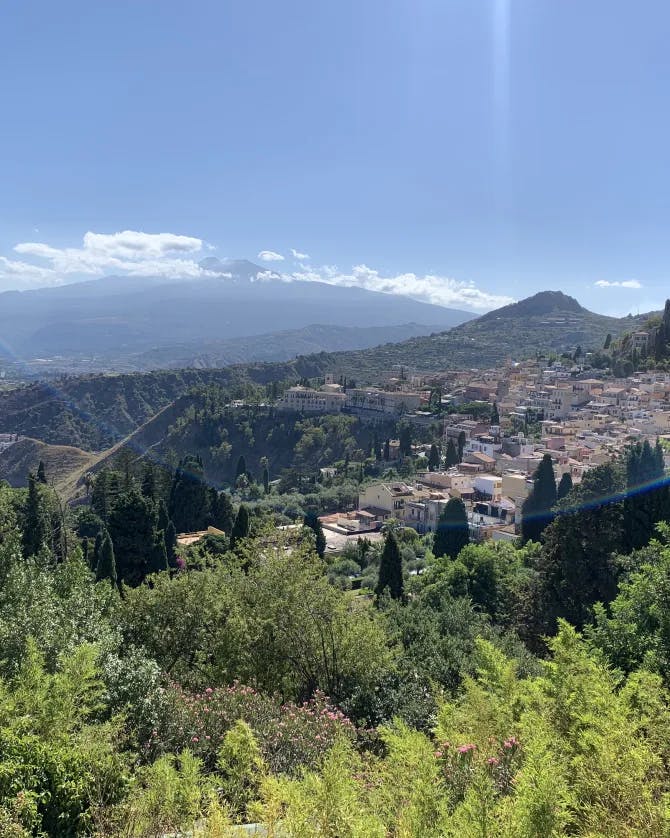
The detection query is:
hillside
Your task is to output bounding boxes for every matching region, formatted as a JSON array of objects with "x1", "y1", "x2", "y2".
[
  {"x1": 96, "y1": 322, "x2": 456, "y2": 372},
  {"x1": 0, "y1": 259, "x2": 472, "y2": 369},
  {"x1": 0, "y1": 291, "x2": 652, "y2": 453},
  {"x1": 0, "y1": 437, "x2": 95, "y2": 490},
  {"x1": 316, "y1": 291, "x2": 650, "y2": 377}
]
